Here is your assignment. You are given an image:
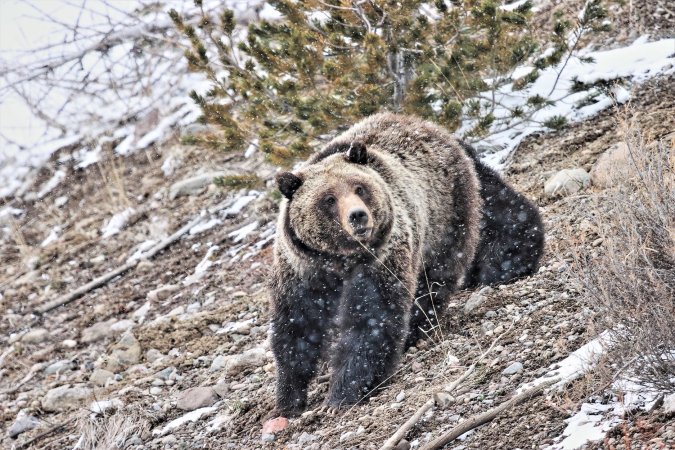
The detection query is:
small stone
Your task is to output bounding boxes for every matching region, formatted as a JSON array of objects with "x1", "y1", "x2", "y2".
[
  {"x1": 261, "y1": 433, "x2": 275, "y2": 442},
  {"x1": 298, "y1": 432, "x2": 318, "y2": 445},
  {"x1": 110, "y1": 319, "x2": 134, "y2": 333},
  {"x1": 149, "y1": 386, "x2": 162, "y2": 395},
  {"x1": 81, "y1": 319, "x2": 117, "y2": 343},
  {"x1": 176, "y1": 387, "x2": 218, "y2": 411},
  {"x1": 395, "y1": 390, "x2": 406, "y2": 402},
  {"x1": 42, "y1": 385, "x2": 92, "y2": 411},
  {"x1": 45, "y1": 359, "x2": 74, "y2": 375},
  {"x1": 502, "y1": 362, "x2": 524, "y2": 375},
  {"x1": 61, "y1": 339, "x2": 77, "y2": 349},
  {"x1": 464, "y1": 286, "x2": 492, "y2": 314},
  {"x1": 146, "y1": 349, "x2": 164, "y2": 363},
  {"x1": 590, "y1": 142, "x2": 633, "y2": 188},
  {"x1": 103, "y1": 331, "x2": 141, "y2": 372},
  {"x1": 210, "y1": 347, "x2": 268, "y2": 375},
  {"x1": 21, "y1": 328, "x2": 49, "y2": 344},
  {"x1": 394, "y1": 439, "x2": 412, "y2": 450},
  {"x1": 340, "y1": 431, "x2": 356, "y2": 443},
  {"x1": 7, "y1": 413, "x2": 40, "y2": 438},
  {"x1": 544, "y1": 168, "x2": 590, "y2": 197},
  {"x1": 169, "y1": 171, "x2": 235, "y2": 200},
  {"x1": 90, "y1": 369, "x2": 115, "y2": 386},
  {"x1": 664, "y1": 393, "x2": 675, "y2": 414},
  {"x1": 482, "y1": 321, "x2": 496, "y2": 333},
  {"x1": 262, "y1": 417, "x2": 288, "y2": 435},
  {"x1": 434, "y1": 392, "x2": 455, "y2": 409},
  {"x1": 146, "y1": 284, "x2": 179, "y2": 302}
]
